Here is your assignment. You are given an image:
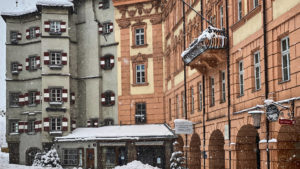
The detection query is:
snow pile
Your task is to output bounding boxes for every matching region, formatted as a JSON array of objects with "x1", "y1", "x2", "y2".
[
  {"x1": 170, "y1": 151, "x2": 186, "y2": 169},
  {"x1": 114, "y1": 160, "x2": 160, "y2": 169},
  {"x1": 1, "y1": 0, "x2": 73, "y2": 16},
  {"x1": 33, "y1": 148, "x2": 62, "y2": 169}
]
